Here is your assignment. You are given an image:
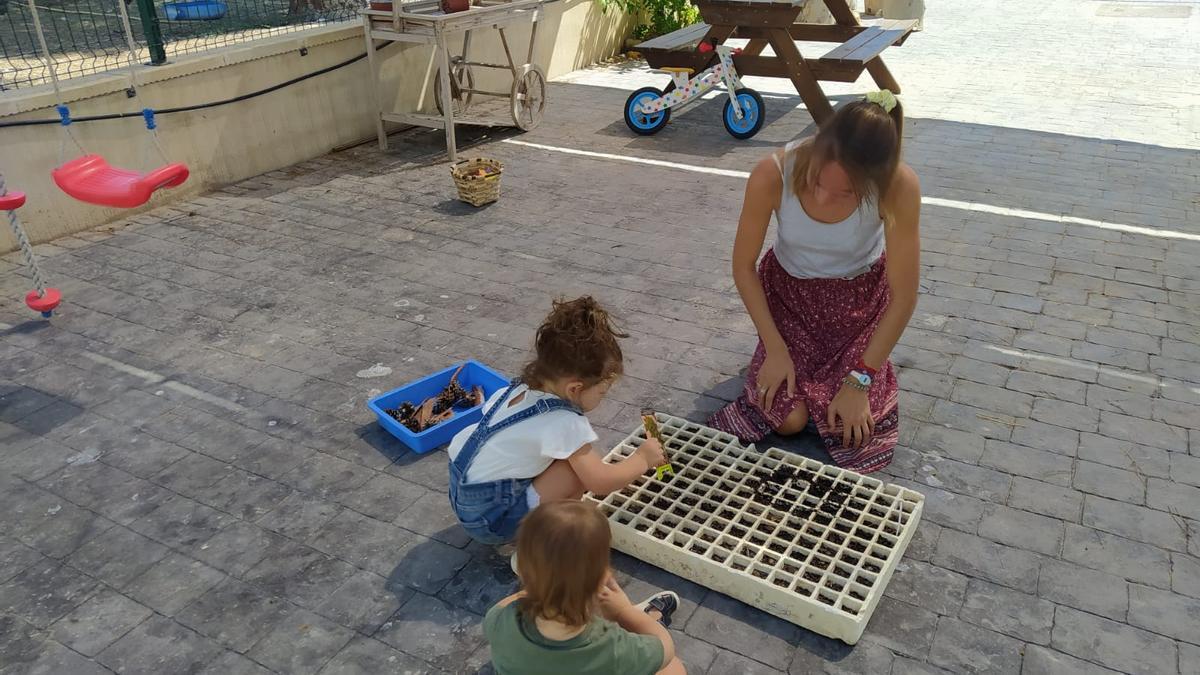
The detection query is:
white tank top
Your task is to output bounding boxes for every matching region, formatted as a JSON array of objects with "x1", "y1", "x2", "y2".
[{"x1": 772, "y1": 141, "x2": 885, "y2": 279}]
